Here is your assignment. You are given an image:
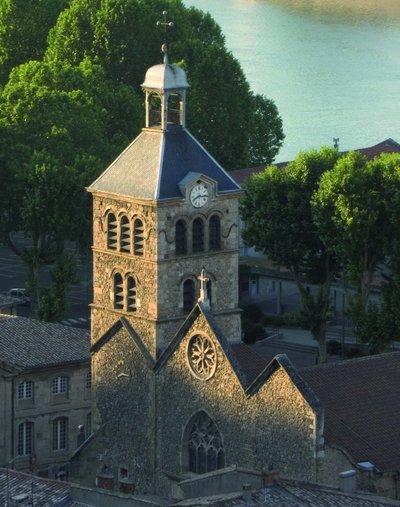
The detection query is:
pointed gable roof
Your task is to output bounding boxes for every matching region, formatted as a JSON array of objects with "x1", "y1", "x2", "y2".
[{"x1": 88, "y1": 126, "x2": 241, "y2": 201}]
